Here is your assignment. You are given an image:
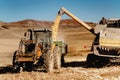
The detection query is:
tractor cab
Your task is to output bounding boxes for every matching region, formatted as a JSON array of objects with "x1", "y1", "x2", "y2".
[
  {"x1": 12, "y1": 29, "x2": 53, "y2": 72},
  {"x1": 19, "y1": 29, "x2": 52, "y2": 54},
  {"x1": 33, "y1": 29, "x2": 52, "y2": 50}
]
